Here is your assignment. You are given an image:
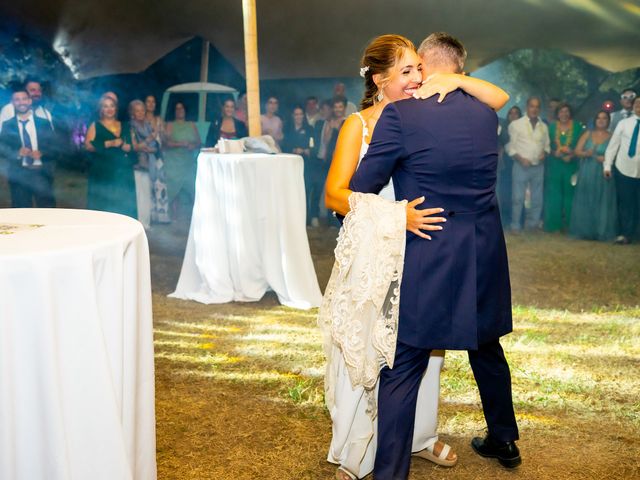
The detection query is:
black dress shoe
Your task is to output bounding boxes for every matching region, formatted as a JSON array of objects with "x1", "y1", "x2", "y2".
[{"x1": 471, "y1": 434, "x2": 522, "y2": 468}]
